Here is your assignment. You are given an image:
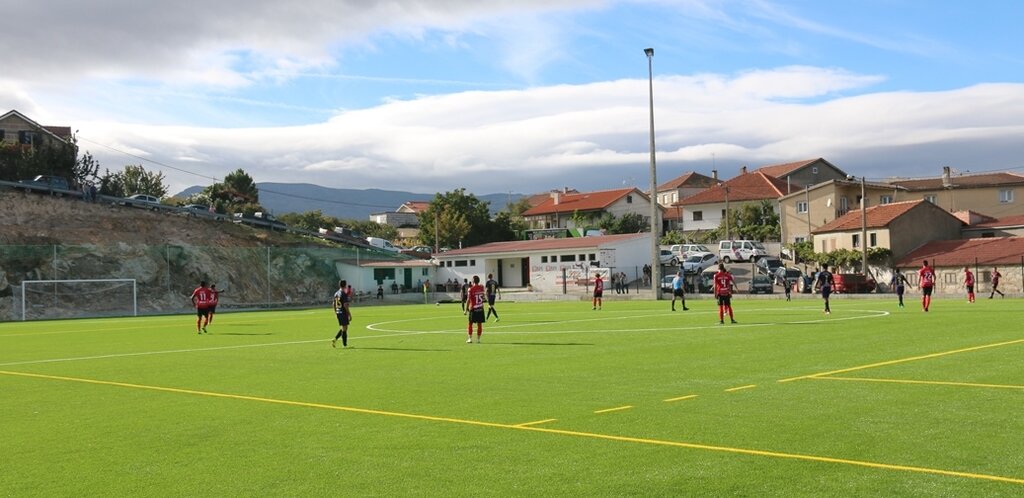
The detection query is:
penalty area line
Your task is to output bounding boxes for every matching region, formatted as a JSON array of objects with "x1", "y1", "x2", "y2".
[{"x1": 1, "y1": 369, "x2": 1023, "y2": 486}]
